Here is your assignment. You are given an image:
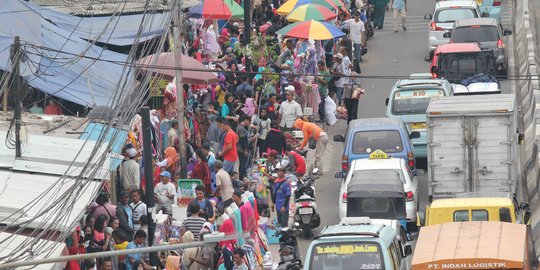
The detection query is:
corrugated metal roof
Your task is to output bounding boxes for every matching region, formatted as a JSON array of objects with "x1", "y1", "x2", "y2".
[
  {"x1": 0, "y1": 232, "x2": 65, "y2": 270},
  {"x1": 30, "y1": 0, "x2": 169, "y2": 16},
  {"x1": 0, "y1": 170, "x2": 101, "y2": 232}
]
